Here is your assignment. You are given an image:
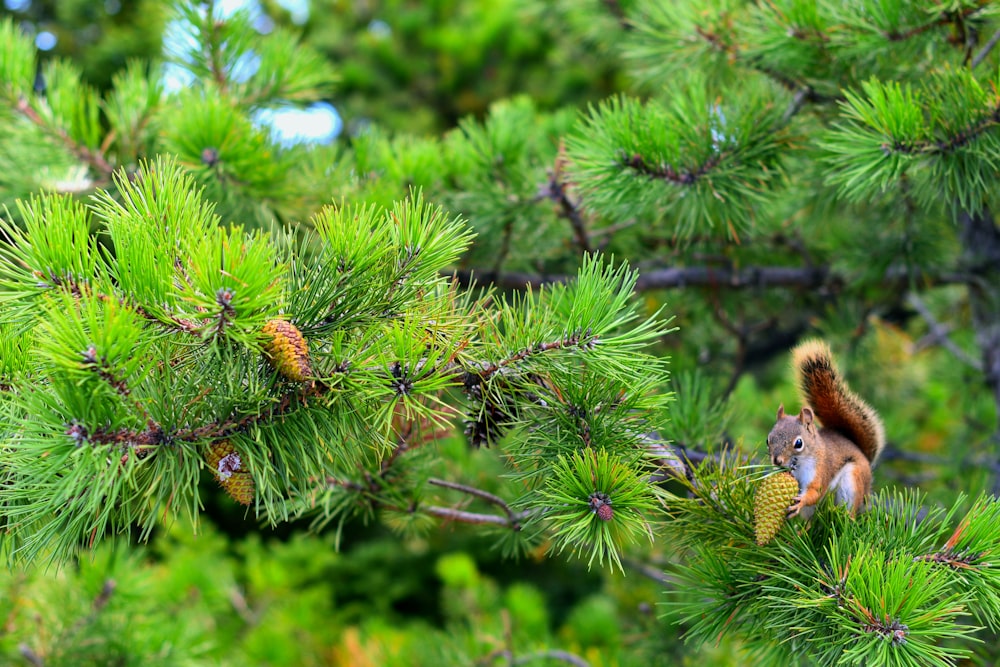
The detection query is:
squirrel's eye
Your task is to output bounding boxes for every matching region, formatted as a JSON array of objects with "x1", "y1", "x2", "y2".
[{"x1": 793, "y1": 437, "x2": 803, "y2": 450}]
